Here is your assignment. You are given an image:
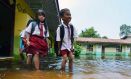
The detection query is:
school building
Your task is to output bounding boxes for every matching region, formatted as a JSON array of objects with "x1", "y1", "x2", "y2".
[
  {"x1": 76, "y1": 37, "x2": 131, "y2": 56},
  {"x1": 0, "y1": 0, "x2": 60, "y2": 58}
]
